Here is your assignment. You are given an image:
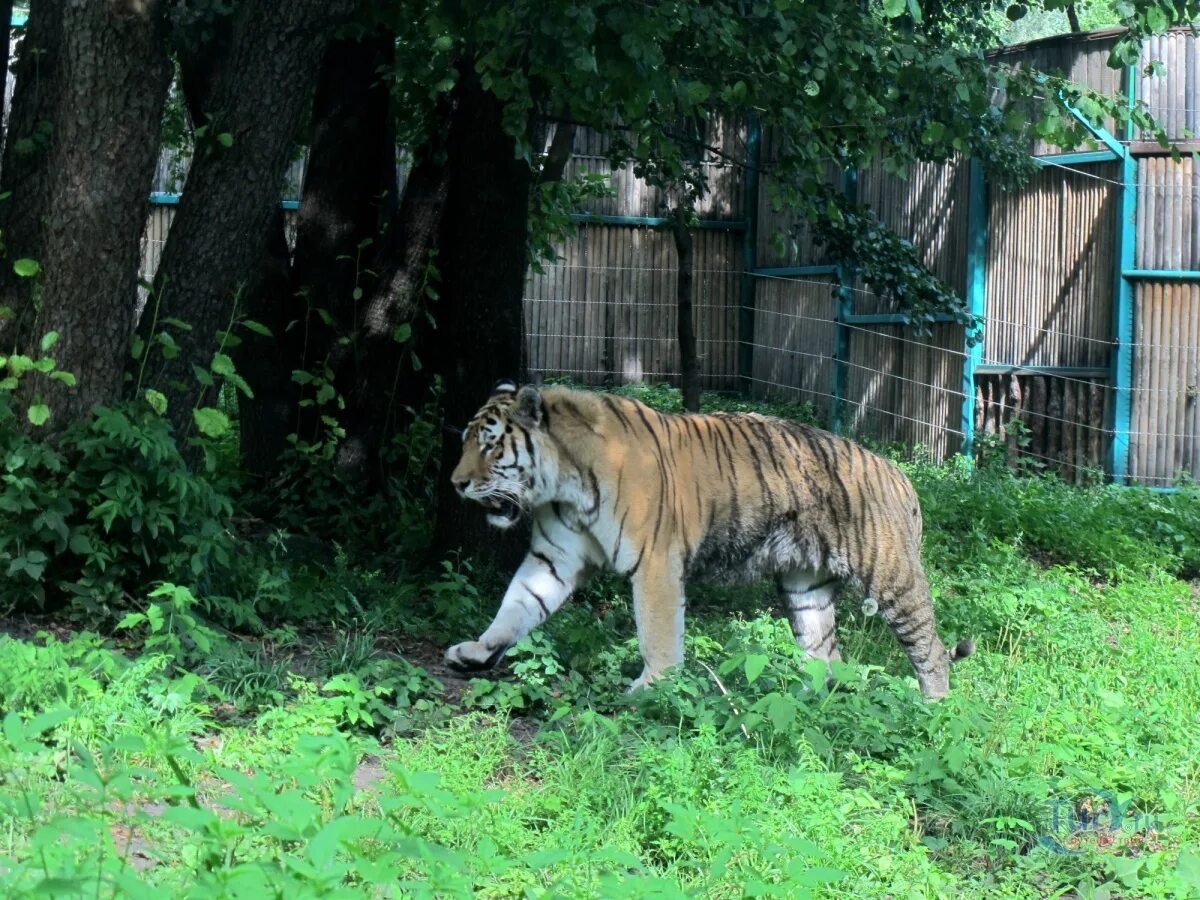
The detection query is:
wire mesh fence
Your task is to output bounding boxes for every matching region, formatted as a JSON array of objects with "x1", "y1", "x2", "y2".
[{"x1": 524, "y1": 251, "x2": 1200, "y2": 489}]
